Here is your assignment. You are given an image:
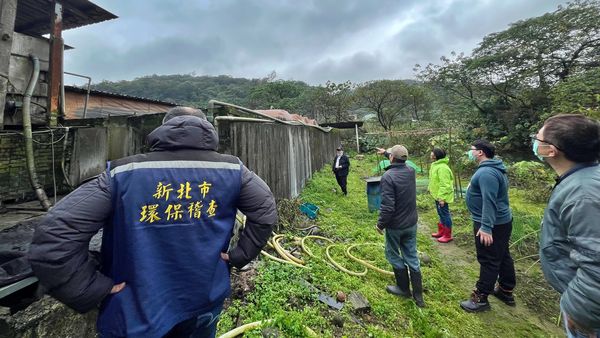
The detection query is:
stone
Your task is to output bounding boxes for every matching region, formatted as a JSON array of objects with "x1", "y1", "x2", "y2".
[
  {"x1": 419, "y1": 252, "x2": 432, "y2": 266},
  {"x1": 336, "y1": 291, "x2": 346, "y2": 303},
  {"x1": 347, "y1": 292, "x2": 371, "y2": 313}
]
